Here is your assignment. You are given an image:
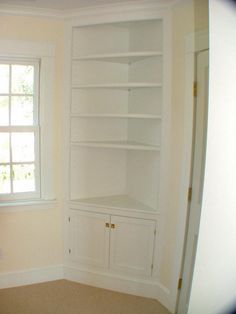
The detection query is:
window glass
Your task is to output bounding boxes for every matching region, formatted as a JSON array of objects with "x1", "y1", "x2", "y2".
[
  {"x1": 11, "y1": 96, "x2": 34, "y2": 125},
  {"x1": 0, "y1": 64, "x2": 9, "y2": 93},
  {"x1": 0, "y1": 96, "x2": 9, "y2": 126},
  {"x1": 0, "y1": 60, "x2": 39, "y2": 199},
  {"x1": 0, "y1": 133, "x2": 10, "y2": 163},
  {"x1": 11, "y1": 65, "x2": 34, "y2": 94},
  {"x1": 13, "y1": 164, "x2": 35, "y2": 193},
  {"x1": 0, "y1": 165, "x2": 11, "y2": 194},
  {"x1": 11, "y1": 133, "x2": 35, "y2": 162}
]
